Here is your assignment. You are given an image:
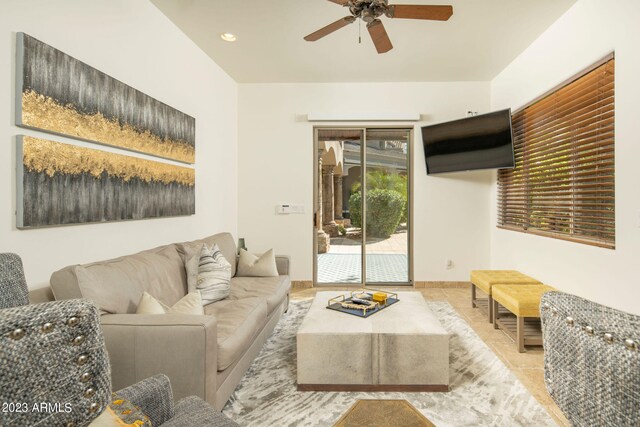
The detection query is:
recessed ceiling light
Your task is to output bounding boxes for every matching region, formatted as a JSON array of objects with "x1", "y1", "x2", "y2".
[{"x1": 220, "y1": 33, "x2": 237, "y2": 42}]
